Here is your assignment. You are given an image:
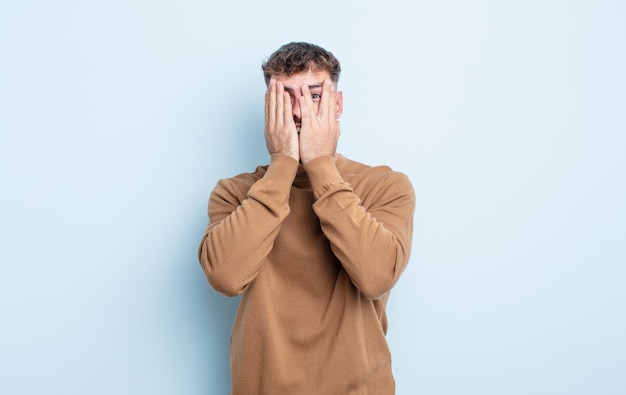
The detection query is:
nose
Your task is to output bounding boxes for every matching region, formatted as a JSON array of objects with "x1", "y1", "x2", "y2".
[{"x1": 291, "y1": 96, "x2": 301, "y2": 122}]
